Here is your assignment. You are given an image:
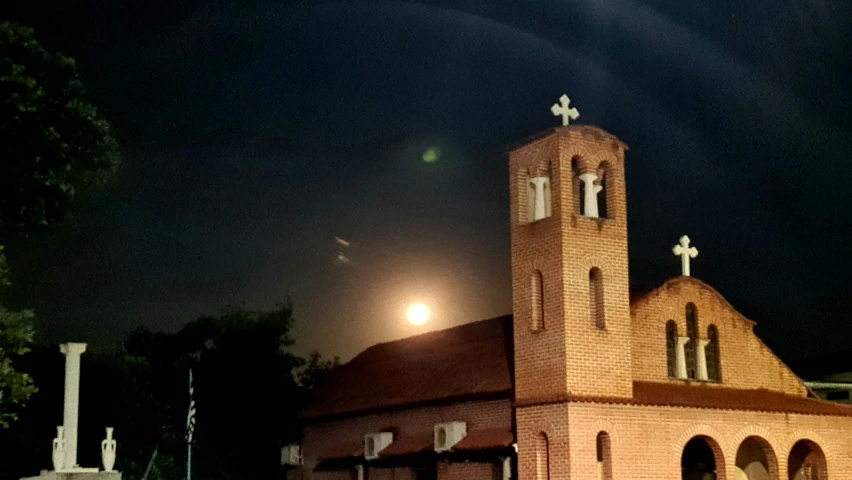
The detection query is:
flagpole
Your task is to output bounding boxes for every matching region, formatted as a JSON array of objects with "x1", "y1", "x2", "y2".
[{"x1": 187, "y1": 368, "x2": 193, "y2": 480}]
